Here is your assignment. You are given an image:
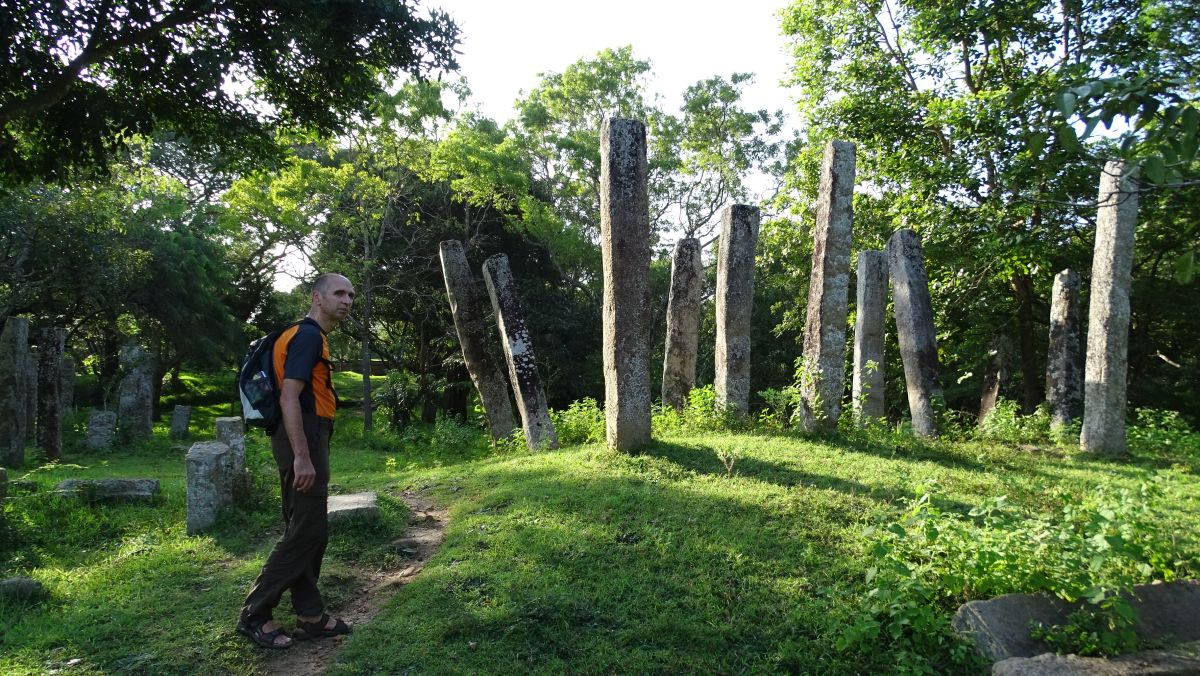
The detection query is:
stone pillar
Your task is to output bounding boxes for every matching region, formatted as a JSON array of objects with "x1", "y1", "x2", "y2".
[
  {"x1": 714, "y1": 204, "x2": 761, "y2": 418},
  {"x1": 887, "y1": 229, "x2": 942, "y2": 438},
  {"x1": 20, "y1": 347, "x2": 36, "y2": 443},
  {"x1": 86, "y1": 411, "x2": 117, "y2": 451},
  {"x1": 852, "y1": 250, "x2": 887, "y2": 424},
  {"x1": 482, "y1": 254, "x2": 558, "y2": 451},
  {"x1": 215, "y1": 416, "x2": 249, "y2": 502},
  {"x1": 600, "y1": 117, "x2": 652, "y2": 451},
  {"x1": 59, "y1": 354, "x2": 75, "y2": 416},
  {"x1": 185, "y1": 441, "x2": 234, "y2": 534},
  {"x1": 439, "y1": 240, "x2": 517, "y2": 440},
  {"x1": 1082, "y1": 161, "x2": 1138, "y2": 455},
  {"x1": 170, "y1": 405, "x2": 192, "y2": 440},
  {"x1": 1046, "y1": 269, "x2": 1083, "y2": 430},
  {"x1": 117, "y1": 343, "x2": 154, "y2": 440},
  {"x1": 0, "y1": 466, "x2": 6, "y2": 506},
  {"x1": 662, "y1": 237, "x2": 703, "y2": 410},
  {"x1": 978, "y1": 335, "x2": 1011, "y2": 424},
  {"x1": 36, "y1": 327, "x2": 65, "y2": 461},
  {"x1": 0, "y1": 318, "x2": 30, "y2": 468},
  {"x1": 799, "y1": 140, "x2": 856, "y2": 432}
]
